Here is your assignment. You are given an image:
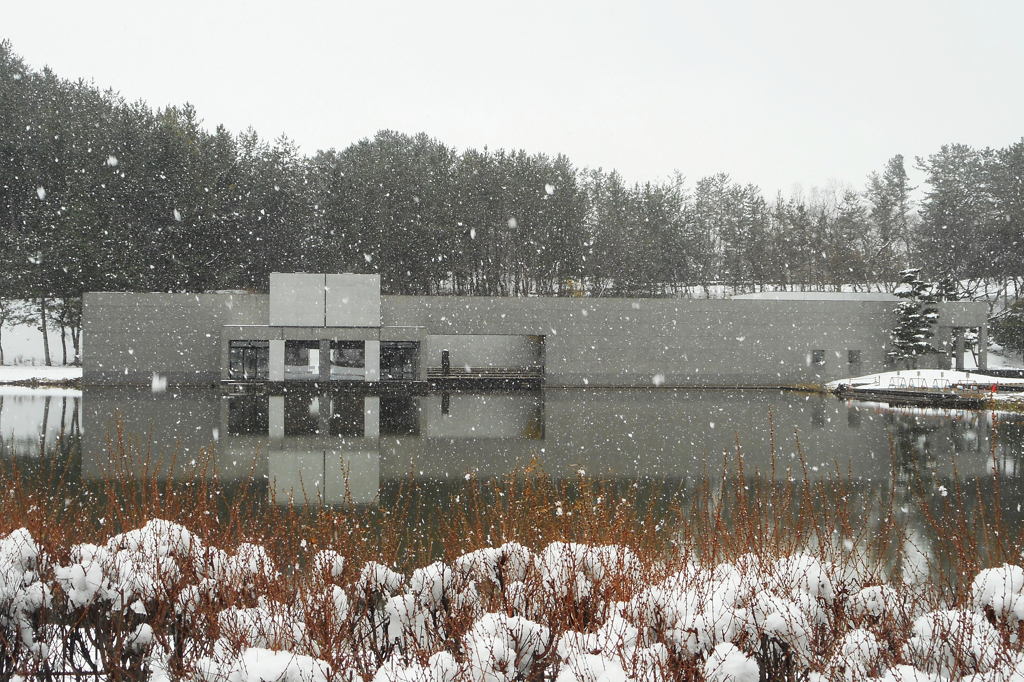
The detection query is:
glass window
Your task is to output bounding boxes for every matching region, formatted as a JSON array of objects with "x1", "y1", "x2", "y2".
[
  {"x1": 285, "y1": 341, "x2": 320, "y2": 380},
  {"x1": 812, "y1": 350, "x2": 825, "y2": 366},
  {"x1": 848, "y1": 349, "x2": 862, "y2": 373},
  {"x1": 330, "y1": 341, "x2": 364, "y2": 380},
  {"x1": 284, "y1": 393, "x2": 321, "y2": 435},
  {"x1": 381, "y1": 341, "x2": 419, "y2": 381},
  {"x1": 229, "y1": 340, "x2": 269, "y2": 380}
]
